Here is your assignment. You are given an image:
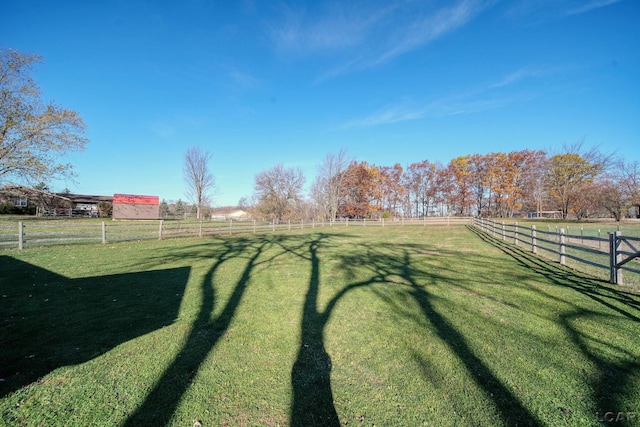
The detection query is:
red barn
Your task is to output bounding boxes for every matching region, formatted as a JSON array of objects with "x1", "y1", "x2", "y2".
[{"x1": 112, "y1": 194, "x2": 159, "y2": 220}]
